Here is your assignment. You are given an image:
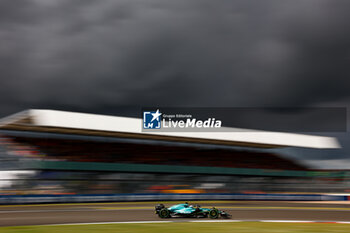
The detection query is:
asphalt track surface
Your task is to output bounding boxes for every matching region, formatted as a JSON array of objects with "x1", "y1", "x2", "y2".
[{"x1": 1, "y1": 201, "x2": 350, "y2": 227}]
